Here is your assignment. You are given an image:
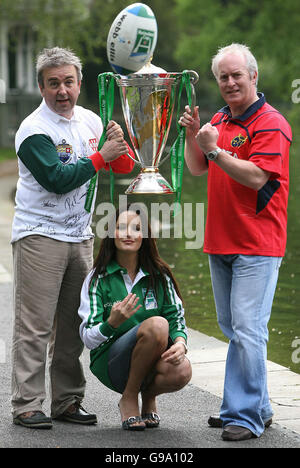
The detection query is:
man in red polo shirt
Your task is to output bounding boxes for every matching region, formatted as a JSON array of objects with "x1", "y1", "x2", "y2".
[{"x1": 180, "y1": 43, "x2": 292, "y2": 441}]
